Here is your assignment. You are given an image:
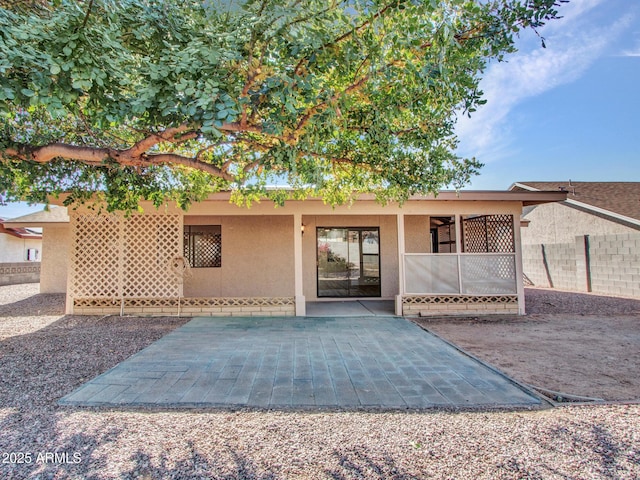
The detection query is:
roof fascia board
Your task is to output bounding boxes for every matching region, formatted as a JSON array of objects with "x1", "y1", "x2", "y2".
[{"x1": 511, "y1": 182, "x2": 538, "y2": 192}]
